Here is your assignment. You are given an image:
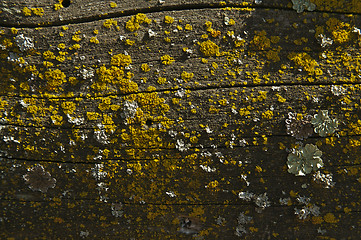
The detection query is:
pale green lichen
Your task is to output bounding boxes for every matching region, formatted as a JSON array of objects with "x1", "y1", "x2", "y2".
[
  {"x1": 311, "y1": 110, "x2": 338, "y2": 137},
  {"x1": 292, "y1": 0, "x2": 316, "y2": 13},
  {"x1": 287, "y1": 144, "x2": 323, "y2": 176}
]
